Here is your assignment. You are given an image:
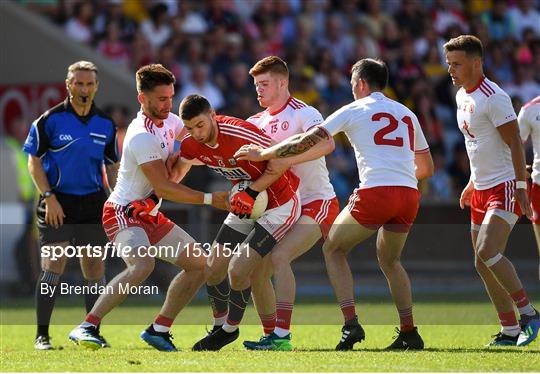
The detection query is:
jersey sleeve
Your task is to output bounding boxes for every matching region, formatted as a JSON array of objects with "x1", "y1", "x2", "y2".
[
  {"x1": 129, "y1": 133, "x2": 162, "y2": 165},
  {"x1": 104, "y1": 125, "x2": 118, "y2": 165},
  {"x1": 321, "y1": 105, "x2": 350, "y2": 136},
  {"x1": 411, "y1": 113, "x2": 430, "y2": 153},
  {"x1": 178, "y1": 137, "x2": 198, "y2": 161},
  {"x1": 22, "y1": 115, "x2": 50, "y2": 157},
  {"x1": 297, "y1": 106, "x2": 324, "y2": 132},
  {"x1": 517, "y1": 107, "x2": 532, "y2": 142},
  {"x1": 486, "y1": 92, "x2": 517, "y2": 127}
]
